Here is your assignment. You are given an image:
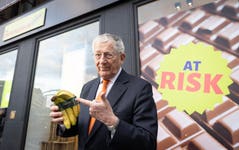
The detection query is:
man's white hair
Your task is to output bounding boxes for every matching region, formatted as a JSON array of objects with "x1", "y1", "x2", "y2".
[{"x1": 92, "y1": 33, "x2": 125, "y2": 53}]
